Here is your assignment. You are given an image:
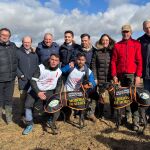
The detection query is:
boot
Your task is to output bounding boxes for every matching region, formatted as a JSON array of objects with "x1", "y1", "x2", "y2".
[
  {"x1": 5, "y1": 105, "x2": 13, "y2": 124},
  {"x1": 0, "y1": 107, "x2": 3, "y2": 123},
  {"x1": 133, "y1": 123, "x2": 139, "y2": 131},
  {"x1": 133, "y1": 116, "x2": 139, "y2": 131},
  {"x1": 88, "y1": 114, "x2": 97, "y2": 123}
]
